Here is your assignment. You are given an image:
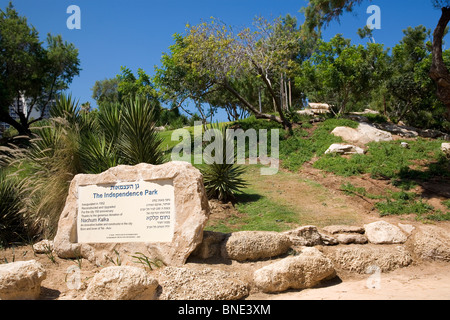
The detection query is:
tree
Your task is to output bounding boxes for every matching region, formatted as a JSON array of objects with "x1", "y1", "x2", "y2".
[
  {"x1": 430, "y1": 1, "x2": 450, "y2": 120},
  {"x1": 91, "y1": 78, "x2": 120, "y2": 104},
  {"x1": 296, "y1": 34, "x2": 389, "y2": 114},
  {"x1": 0, "y1": 3, "x2": 81, "y2": 136},
  {"x1": 156, "y1": 16, "x2": 309, "y2": 130},
  {"x1": 300, "y1": 0, "x2": 450, "y2": 120},
  {"x1": 387, "y1": 26, "x2": 450, "y2": 130}
]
